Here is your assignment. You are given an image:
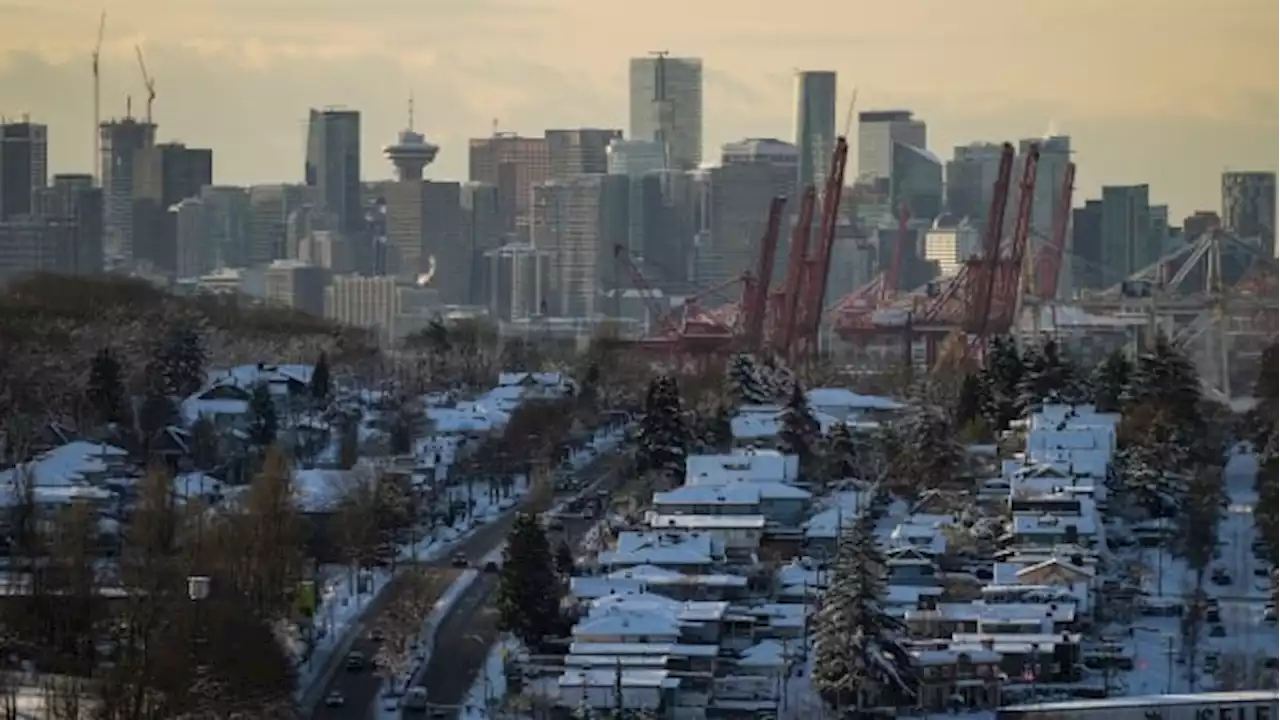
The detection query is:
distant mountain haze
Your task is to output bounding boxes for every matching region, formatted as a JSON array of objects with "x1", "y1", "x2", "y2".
[{"x1": 1, "y1": 0, "x2": 1275, "y2": 218}]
